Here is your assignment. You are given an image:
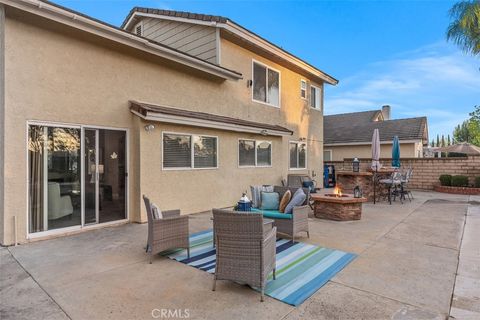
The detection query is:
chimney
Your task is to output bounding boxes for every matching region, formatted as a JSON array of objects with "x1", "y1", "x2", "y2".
[{"x1": 382, "y1": 105, "x2": 391, "y2": 120}]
